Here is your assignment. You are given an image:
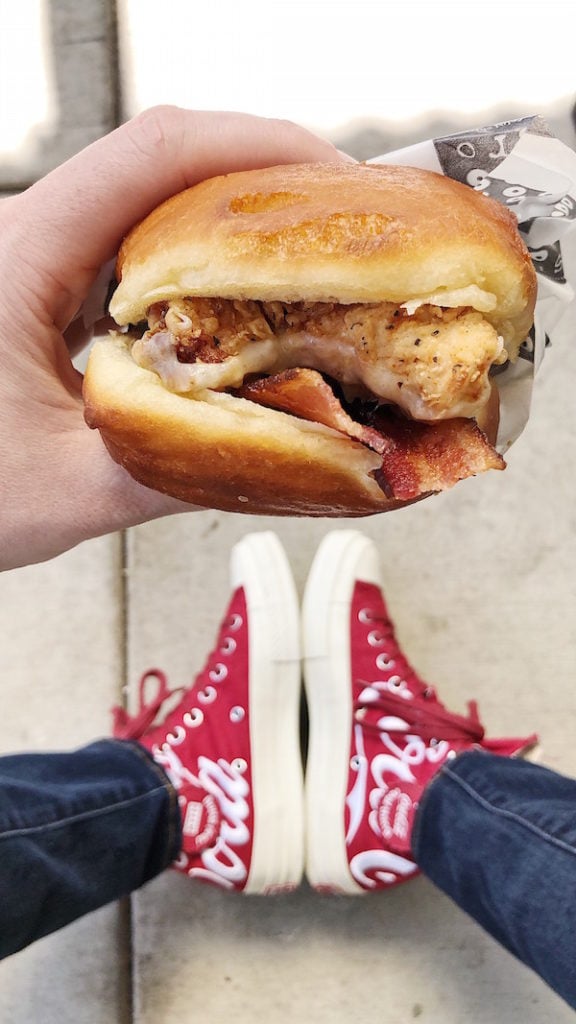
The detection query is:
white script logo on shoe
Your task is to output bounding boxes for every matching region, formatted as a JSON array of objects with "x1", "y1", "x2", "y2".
[
  {"x1": 358, "y1": 680, "x2": 414, "y2": 704},
  {"x1": 181, "y1": 796, "x2": 220, "y2": 851},
  {"x1": 346, "y1": 718, "x2": 450, "y2": 889},
  {"x1": 190, "y1": 755, "x2": 250, "y2": 890},
  {"x1": 346, "y1": 724, "x2": 417, "y2": 888},
  {"x1": 153, "y1": 744, "x2": 251, "y2": 890},
  {"x1": 372, "y1": 786, "x2": 412, "y2": 842},
  {"x1": 374, "y1": 720, "x2": 449, "y2": 769},
  {"x1": 346, "y1": 723, "x2": 416, "y2": 848}
]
